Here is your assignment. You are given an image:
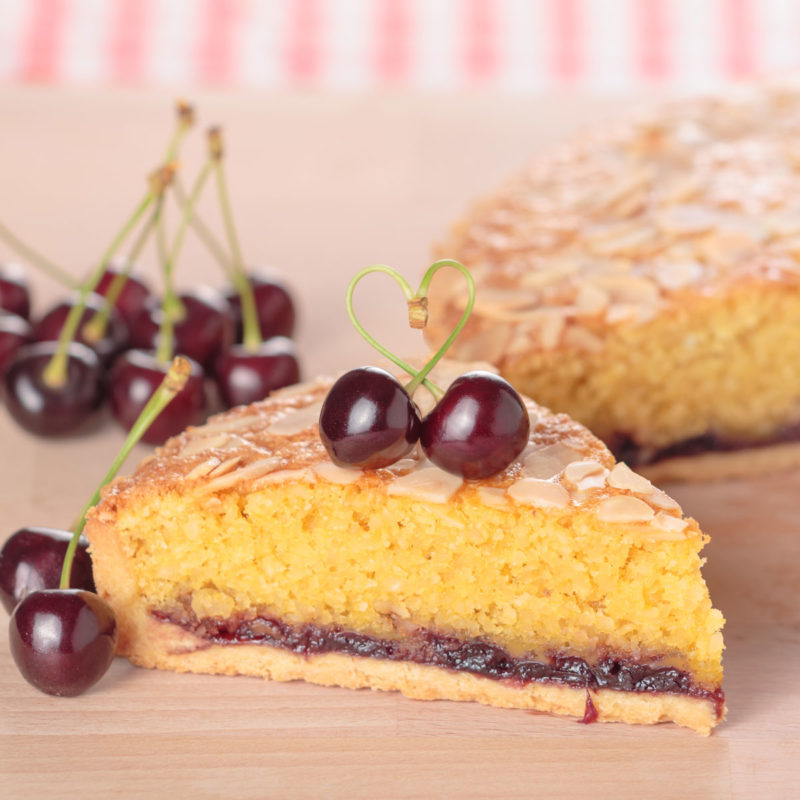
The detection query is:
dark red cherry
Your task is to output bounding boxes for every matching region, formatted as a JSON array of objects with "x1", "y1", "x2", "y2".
[
  {"x1": 94, "y1": 265, "x2": 151, "y2": 326},
  {"x1": 319, "y1": 367, "x2": 421, "y2": 469},
  {"x1": 108, "y1": 349, "x2": 207, "y2": 444},
  {"x1": 9, "y1": 589, "x2": 117, "y2": 696},
  {"x1": 0, "y1": 313, "x2": 32, "y2": 377},
  {"x1": 0, "y1": 263, "x2": 31, "y2": 320},
  {"x1": 3, "y1": 341, "x2": 105, "y2": 436},
  {"x1": 130, "y1": 286, "x2": 235, "y2": 371},
  {"x1": 214, "y1": 337, "x2": 300, "y2": 408},
  {"x1": 224, "y1": 272, "x2": 296, "y2": 341},
  {"x1": 420, "y1": 371, "x2": 530, "y2": 479},
  {"x1": 0, "y1": 527, "x2": 94, "y2": 614},
  {"x1": 35, "y1": 293, "x2": 129, "y2": 365}
]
